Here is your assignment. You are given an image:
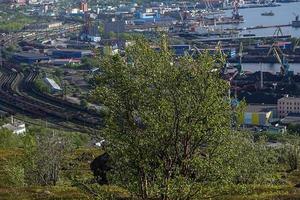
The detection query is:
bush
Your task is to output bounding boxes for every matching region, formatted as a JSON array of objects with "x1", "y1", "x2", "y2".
[{"x1": 0, "y1": 129, "x2": 22, "y2": 148}]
